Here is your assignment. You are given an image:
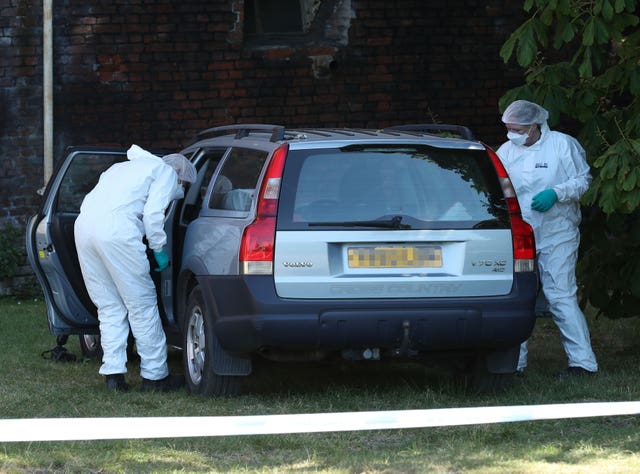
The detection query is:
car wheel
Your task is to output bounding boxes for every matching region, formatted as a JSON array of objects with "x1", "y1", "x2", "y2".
[
  {"x1": 78, "y1": 332, "x2": 136, "y2": 361},
  {"x1": 183, "y1": 286, "x2": 243, "y2": 396},
  {"x1": 79, "y1": 334, "x2": 103, "y2": 360}
]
